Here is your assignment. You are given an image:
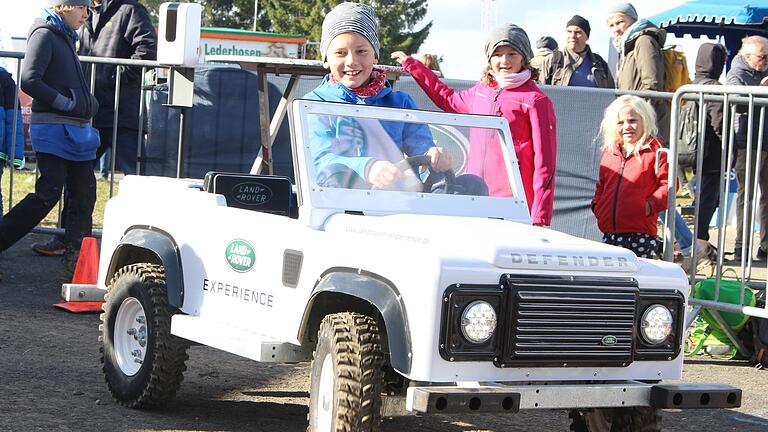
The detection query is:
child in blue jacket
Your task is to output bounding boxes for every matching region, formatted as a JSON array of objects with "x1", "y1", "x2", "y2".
[{"x1": 303, "y1": 2, "x2": 452, "y2": 190}]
